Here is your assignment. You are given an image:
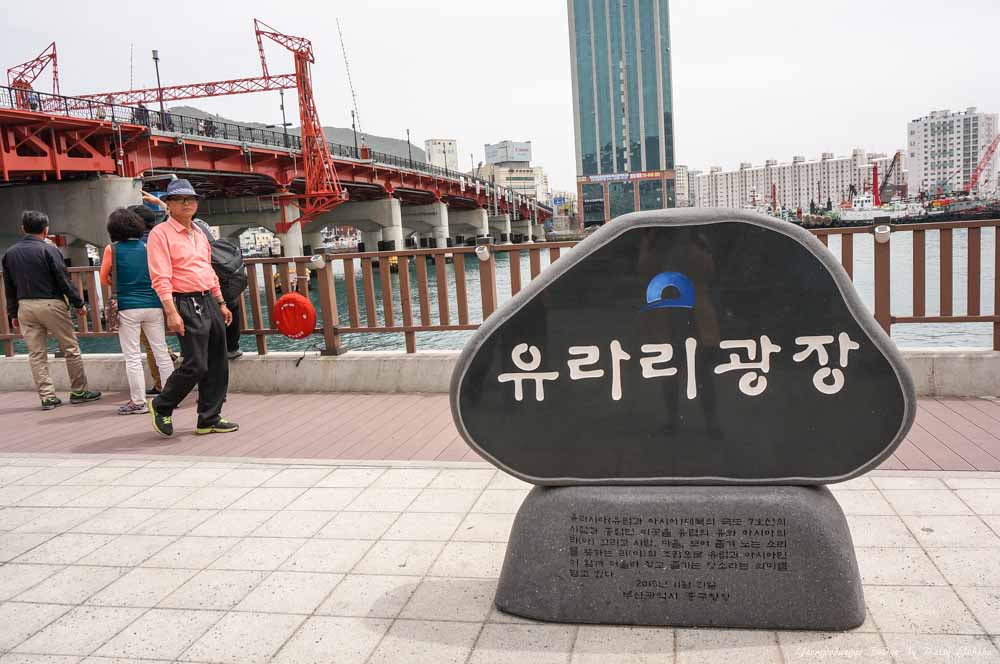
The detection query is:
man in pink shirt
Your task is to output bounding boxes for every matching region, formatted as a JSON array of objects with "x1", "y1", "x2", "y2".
[{"x1": 146, "y1": 179, "x2": 238, "y2": 437}]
